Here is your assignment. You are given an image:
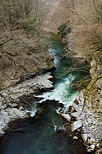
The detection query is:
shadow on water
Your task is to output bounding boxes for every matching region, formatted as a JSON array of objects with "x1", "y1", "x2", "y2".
[{"x1": 0, "y1": 101, "x2": 89, "y2": 154}]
